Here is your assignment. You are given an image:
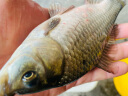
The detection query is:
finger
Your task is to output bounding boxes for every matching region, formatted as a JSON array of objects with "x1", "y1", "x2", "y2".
[
  {"x1": 49, "y1": 87, "x2": 66, "y2": 96},
  {"x1": 109, "y1": 41, "x2": 128, "y2": 60},
  {"x1": 91, "y1": 61, "x2": 128, "y2": 81},
  {"x1": 106, "y1": 61, "x2": 128, "y2": 78},
  {"x1": 95, "y1": 61, "x2": 128, "y2": 80},
  {"x1": 66, "y1": 81, "x2": 77, "y2": 90},
  {"x1": 75, "y1": 61, "x2": 128, "y2": 86},
  {"x1": 116, "y1": 23, "x2": 128, "y2": 39}
]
